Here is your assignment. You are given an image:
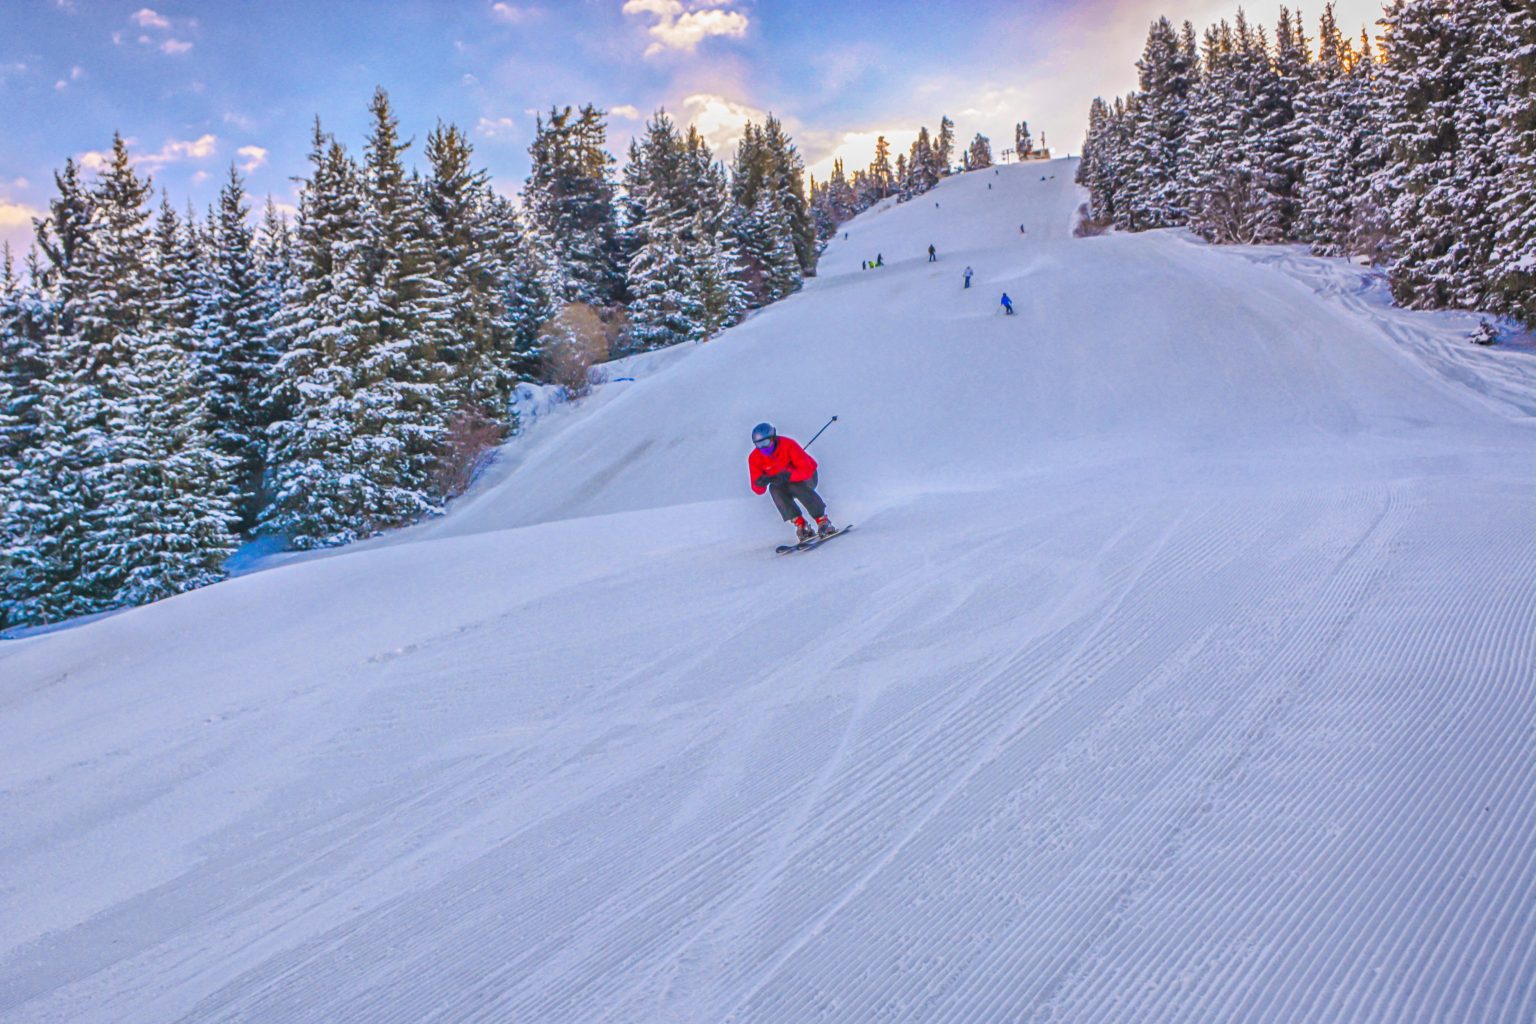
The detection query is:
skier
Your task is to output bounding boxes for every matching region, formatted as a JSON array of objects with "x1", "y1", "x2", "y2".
[
  {"x1": 1019, "y1": 223, "x2": 1026, "y2": 234},
  {"x1": 1001, "y1": 293, "x2": 1015, "y2": 315},
  {"x1": 964, "y1": 266, "x2": 974, "y2": 289},
  {"x1": 749, "y1": 422, "x2": 835, "y2": 542},
  {"x1": 928, "y1": 244, "x2": 937, "y2": 262},
  {"x1": 876, "y1": 253, "x2": 884, "y2": 267}
]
